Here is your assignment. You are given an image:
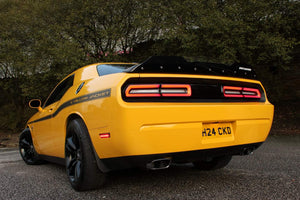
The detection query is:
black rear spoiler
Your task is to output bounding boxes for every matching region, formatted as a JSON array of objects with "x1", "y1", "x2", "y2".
[{"x1": 127, "y1": 56, "x2": 257, "y2": 80}]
